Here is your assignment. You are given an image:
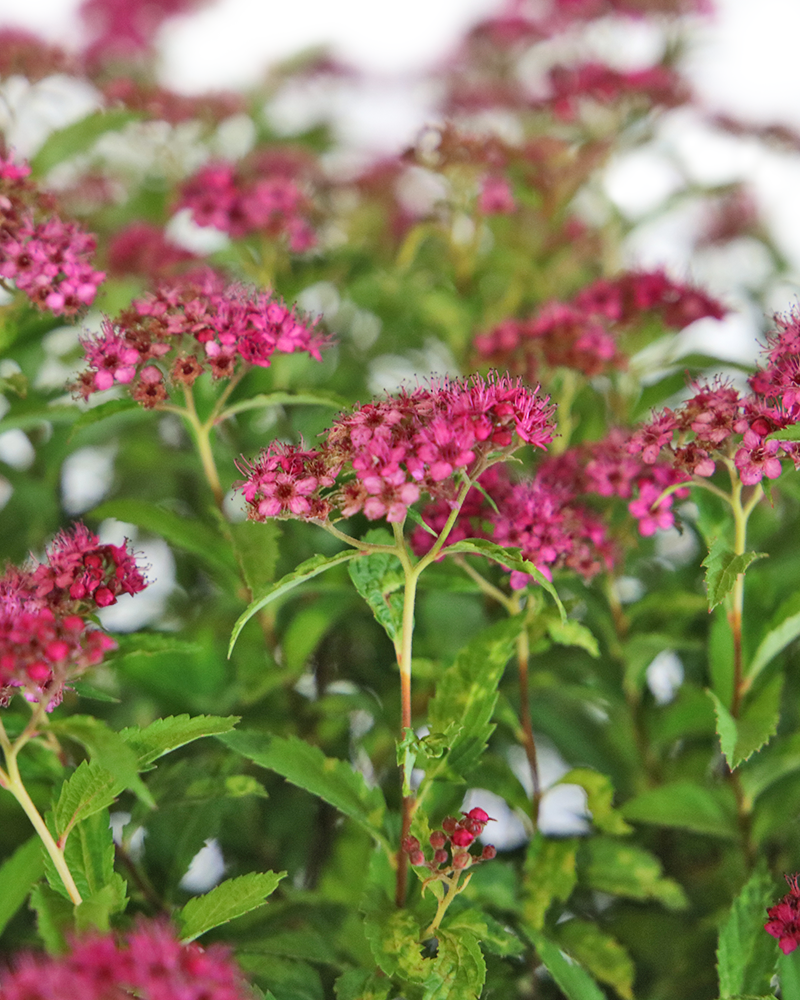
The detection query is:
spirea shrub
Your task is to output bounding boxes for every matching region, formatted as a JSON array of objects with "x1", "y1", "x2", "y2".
[{"x1": 3, "y1": 0, "x2": 800, "y2": 997}]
